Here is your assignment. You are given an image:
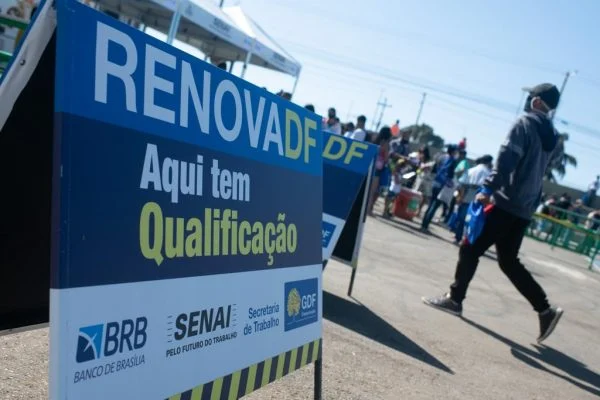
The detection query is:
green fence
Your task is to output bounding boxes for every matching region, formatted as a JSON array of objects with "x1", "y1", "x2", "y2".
[
  {"x1": 526, "y1": 210, "x2": 599, "y2": 270},
  {"x1": 0, "y1": 14, "x2": 29, "y2": 76}
]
